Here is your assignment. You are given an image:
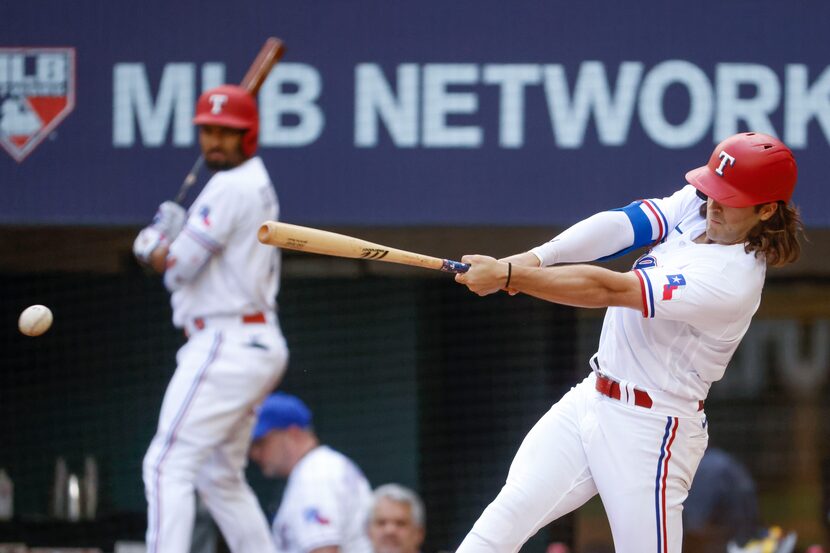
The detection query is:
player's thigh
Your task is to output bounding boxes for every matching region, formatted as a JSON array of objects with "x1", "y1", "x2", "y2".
[
  {"x1": 153, "y1": 334, "x2": 219, "y2": 434},
  {"x1": 203, "y1": 327, "x2": 288, "y2": 404},
  {"x1": 589, "y1": 401, "x2": 708, "y2": 553},
  {"x1": 144, "y1": 333, "x2": 235, "y2": 477},
  {"x1": 476, "y1": 378, "x2": 600, "y2": 537},
  {"x1": 159, "y1": 329, "x2": 286, "y2": 447}
]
